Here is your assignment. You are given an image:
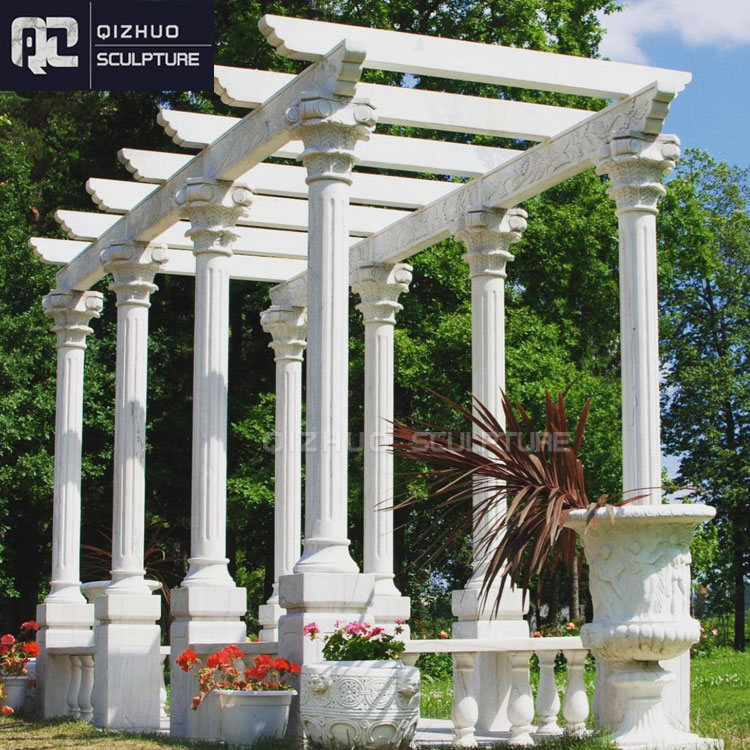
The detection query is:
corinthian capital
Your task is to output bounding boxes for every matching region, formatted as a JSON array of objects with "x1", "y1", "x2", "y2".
[
  {"x1": 42, "y1": 290, "x2": 104, "y2": 349},
  {"x1": 175, "y1": 177, "x2": 253, "y2": 255},
  {"x1": 595, "y1": 134, "x2": 680, "y2": 215},
  {"x1": 284, "y1": 93, "x2": 376, "y2": 183},
  {"x1": 352, "y1": 263, "x2": 412, "y2": 325},
  {"x1": 454, "y1": 207, "x2": 527, "y2": 278},
  {"x1": 261, "y1": 305, "x2": 307, "y2": 362},
  {"x1": 101, "y1": 241, "x2": 167, "y2": 307}
]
